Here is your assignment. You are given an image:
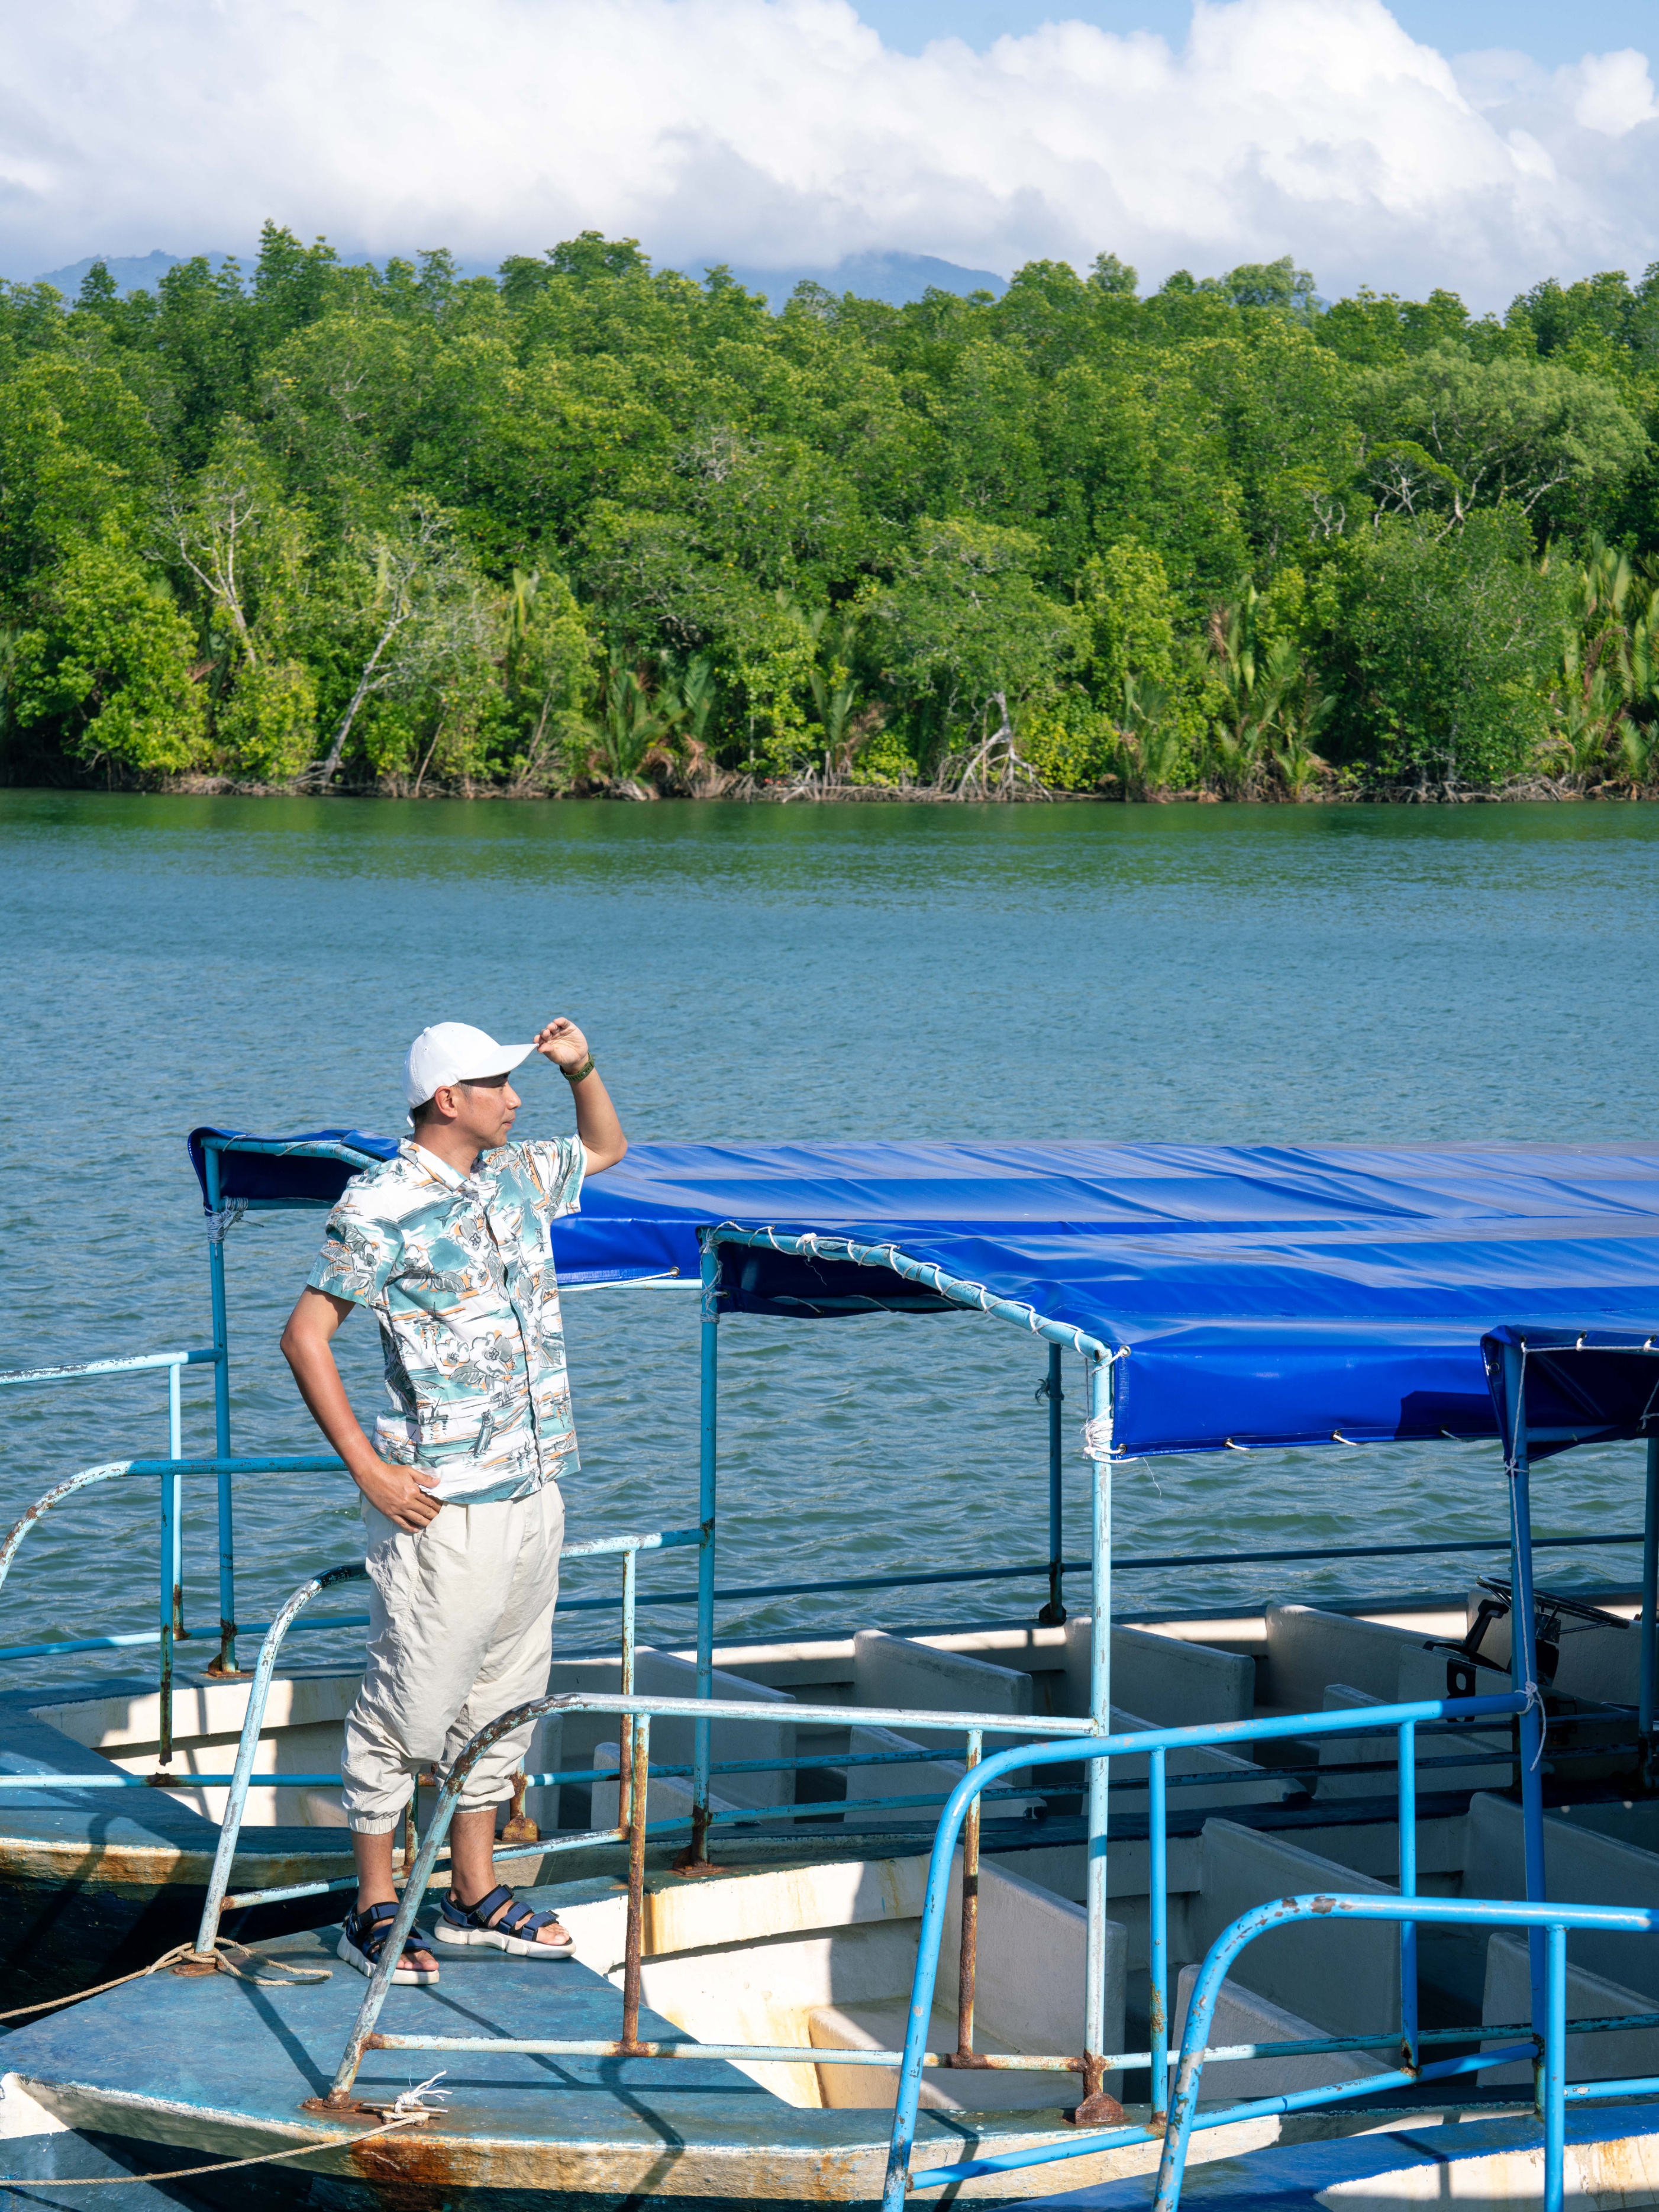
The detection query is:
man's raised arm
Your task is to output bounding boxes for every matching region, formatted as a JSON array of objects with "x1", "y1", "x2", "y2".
[{"x1": 531, "y1": 1015, "x2": 627, "y2": 1172}]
